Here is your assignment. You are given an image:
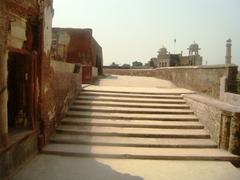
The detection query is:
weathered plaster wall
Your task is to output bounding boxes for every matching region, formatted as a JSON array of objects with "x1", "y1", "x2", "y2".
[
  {"x1": 104, "y1": 65, "x2": 238, "y2": 98},
  {"x1": 0, "y1": 1, "x2": 9, "y2": 146},
  {"x1": 52, "y1": 28, "x2": 94, "y2": 65},
  {"x1": 7, "y1": 16, "x2": 27, "y2": 49},
  {"x1": 0, "y1": 0, "x2": 38, "y2": 146},
  {"x1": 50, "y1": 60, "x2": 82, "y2": 124},
  {"x1": 0, "y1": 1, "x2": 40, "y2": 179},
  {"x1": 38, "y1": 0, "x2": 56, "y2": 146},
  {"x1": 51, "y1": 60, "x2": 75, "y2": 73},
  {"x1": 92, "y1": 37, "x2": 103, "y2": 74},
  {"x1": 52, "y1": 28, "x2": 103, "y2": 76},
  {"x1": 53, "y1": 71, "x2": 82, "y2": 125},
  {"x1": 92, "y1": 66, "x2": 98, "y2": 78}
]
